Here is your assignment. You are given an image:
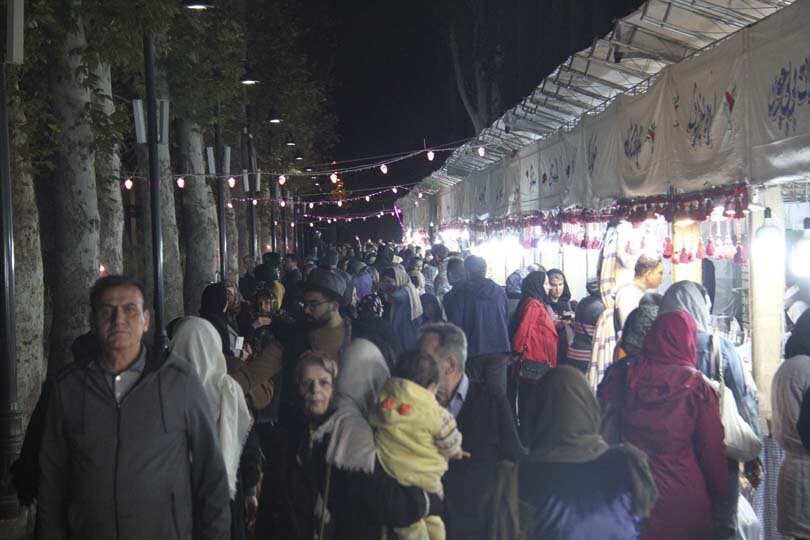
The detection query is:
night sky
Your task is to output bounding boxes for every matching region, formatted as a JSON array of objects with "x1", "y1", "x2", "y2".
[{"x1": 307, "y1": 0, "x2": 643, "y2": 243}]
